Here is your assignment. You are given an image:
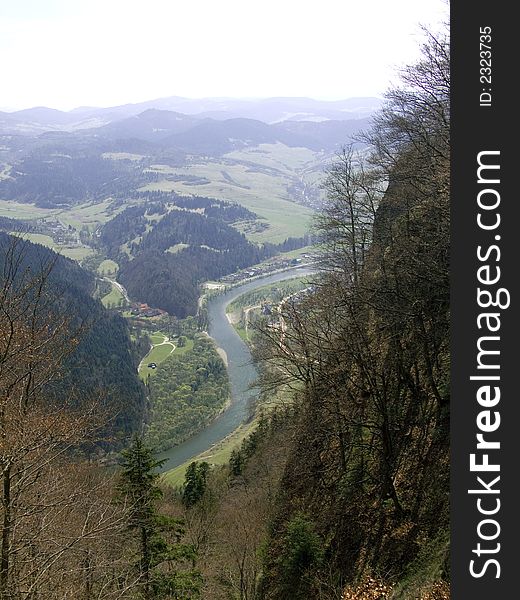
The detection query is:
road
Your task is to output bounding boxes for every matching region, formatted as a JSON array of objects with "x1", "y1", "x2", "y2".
[
  {"x1": 102, "y1": 277, "x2": 131, "y2": 304},
  {"x1": 138, "y1": 334, "x2": 176, "y2": 373}
]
